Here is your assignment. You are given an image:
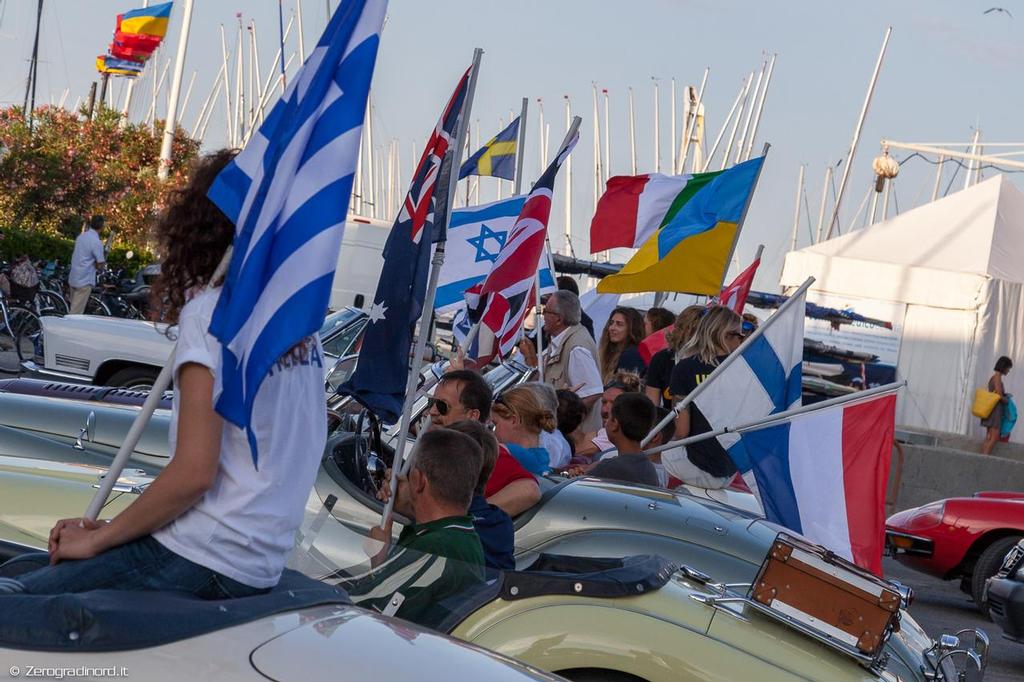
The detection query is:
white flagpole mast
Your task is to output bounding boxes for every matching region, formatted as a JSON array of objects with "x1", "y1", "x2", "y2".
[
  {"x1": 720, "y1": 72, "x2": 751, "y2": 170},
  {"x1": 790, "y1": 164, "x2": 805, "y2": 251},
  {"x1": 825, "y1": 27, "x2": 891, "y2": 240},
  {"x1": 652, "y1": 77, "x2": 660, "y2": 173},
  {"x1": 641, "y1": 275, "x2": 815, "y2": 447},
  {"x1": 744, "y1": 53, "x2": 776, "y2": 161},
  {"x1": 734, "y1": 59, "x2": 764, "y2": 165},
  {"x1": 628, "y1": 87, "x2": 637, "y2": 175},
  {"x1": 381, "y1": 48, "x2": 483, "y2": 525},
  {"x1": 157, "y1": 0, "x2": 195, "y2": 180},
  {"x1": 603, "y1": 88, "x2": 610, "y2": 184},
  {"x1": 120, "y1": 0, "x2": 150, "y2": 125},
  {"x1": 703, "y1": 77, "x2": 745, "y2": 172},
  {"x1": 219, "y1": 25, "x2": 234, "y2": 145},
  {"x1": 670, "y1": 78, "x2": 677, "y2": 175},
  {"x1": 564, "y1": 95, "x2": 573, "y2": 255},
  {"x1": 678, "y1": 67, "x2": 709, "y2": 174}
]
